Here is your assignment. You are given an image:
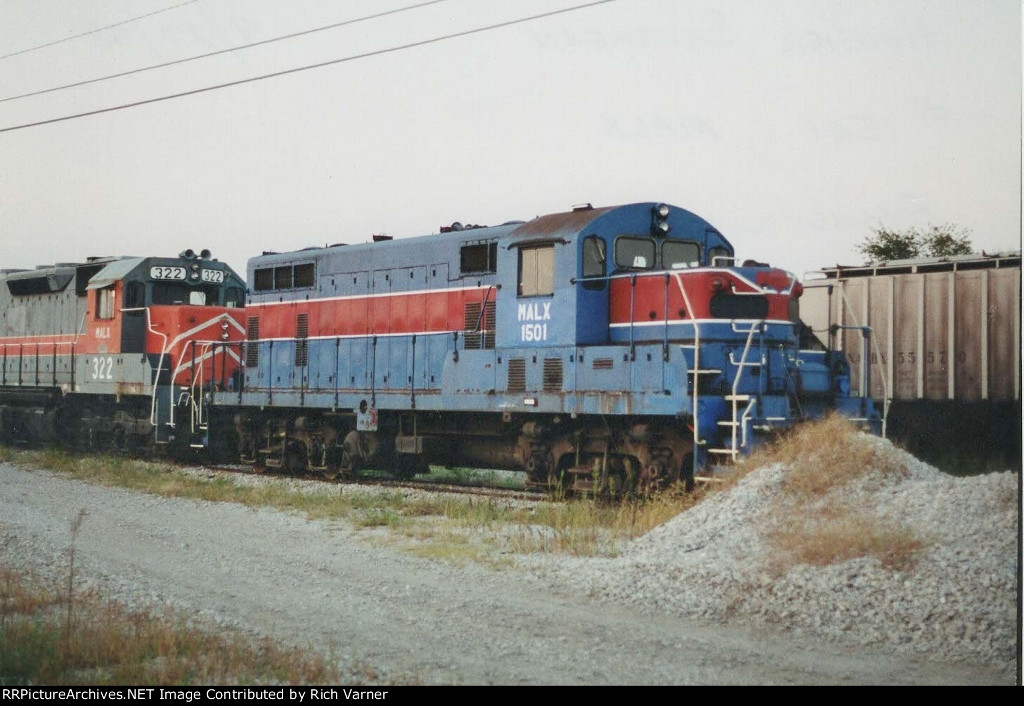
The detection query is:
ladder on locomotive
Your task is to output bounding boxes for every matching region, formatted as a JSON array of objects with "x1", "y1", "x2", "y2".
[
  {"x1": 706, "y1": 321, "x2": 765, "y2": 462},
  {"x1": 681, "y1": 318, "x2": 774, "y2": 468},
  {"x1": 186, "y1": 341, "x2": 215, "y2": 448}
]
